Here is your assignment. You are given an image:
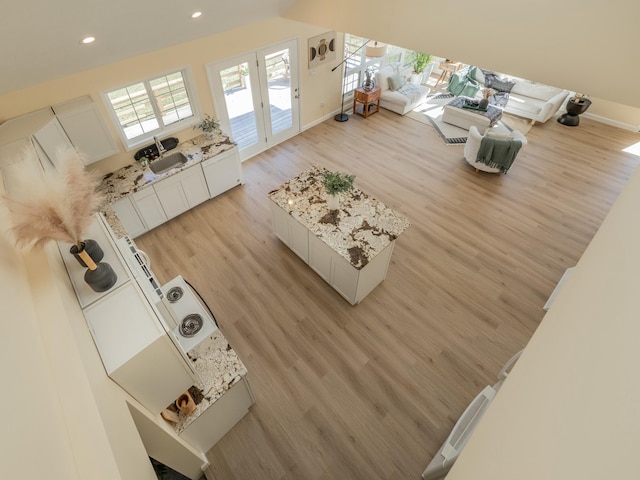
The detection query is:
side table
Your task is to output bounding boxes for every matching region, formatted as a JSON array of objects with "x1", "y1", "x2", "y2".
[
  {"x1": 436, "y1": 61, "x2": 463, "y2": 86},
  {"x1": 353, "y1": 86, "x2": 381, "y2": 118},
  {"x1": 558, "y1": 97, "x2": 592, "y2": 127}
]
